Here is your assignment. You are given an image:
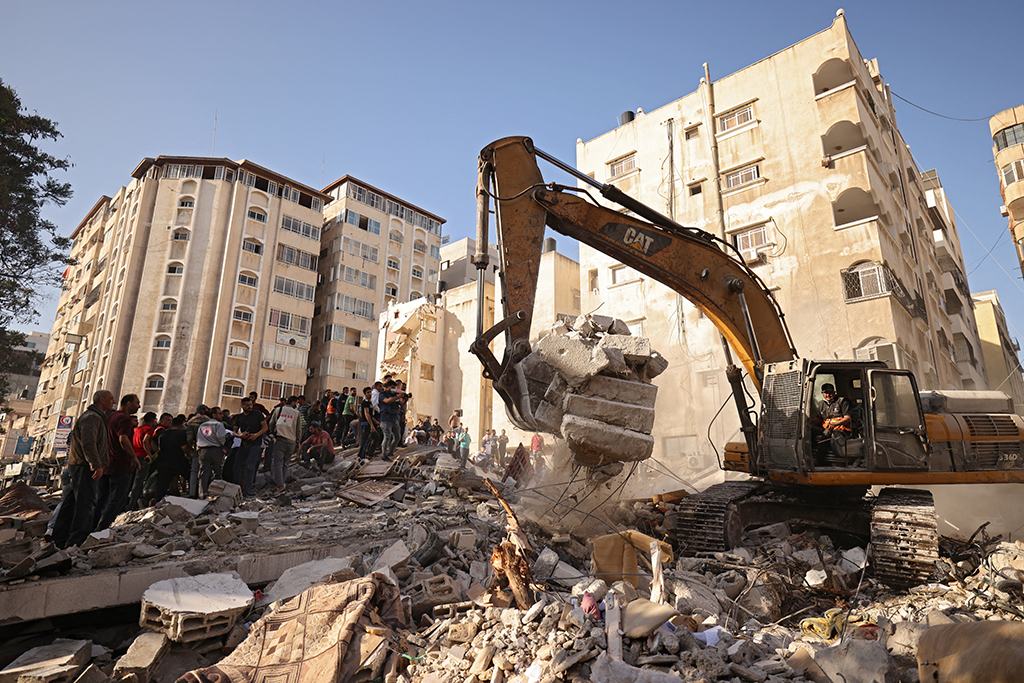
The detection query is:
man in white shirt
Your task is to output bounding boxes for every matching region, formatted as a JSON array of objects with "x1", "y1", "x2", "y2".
[
  {"x1": 268, "y1": 396, "x2": 300, "y2": 493},
  {"x1": 196, "y1": 407, "x2": 228, "y2": 498}
]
